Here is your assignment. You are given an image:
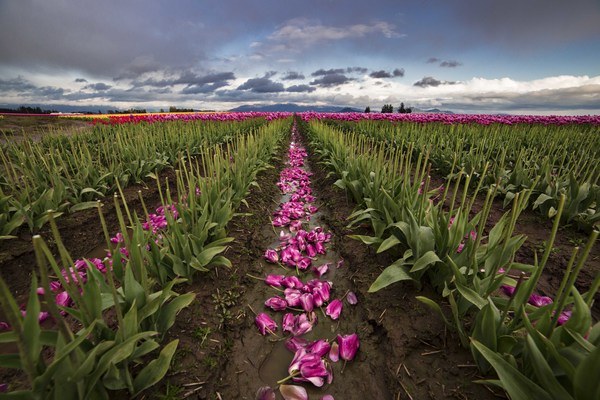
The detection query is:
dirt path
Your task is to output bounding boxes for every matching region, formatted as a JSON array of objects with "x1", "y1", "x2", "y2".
[{"x1": 216, "y1": 121, "x2": 502, "y2": 399}]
